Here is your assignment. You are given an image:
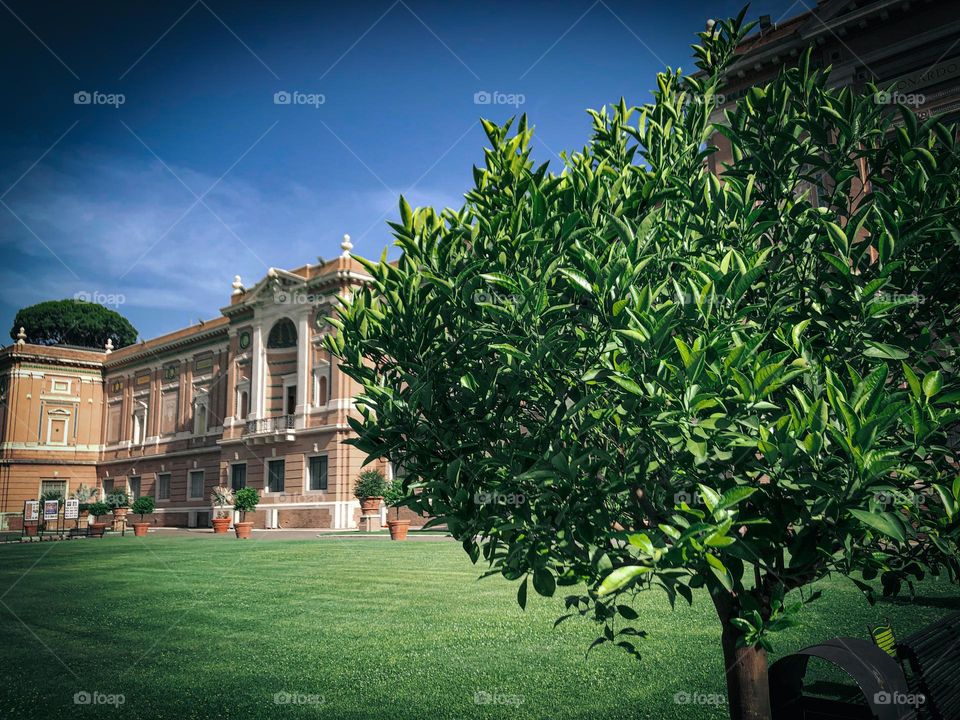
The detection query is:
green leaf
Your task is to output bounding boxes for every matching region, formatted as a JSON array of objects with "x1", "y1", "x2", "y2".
[
  {"x1": 863, "y1": 342, "x2": 908, "y2": 361},
  {"x1": 517, "y1": 577, "x2": 528, "y2": 609},
  {"x1": 533, "y1": 568, "x2": 556, "y2": 597},
  {"x1": 849, "y1": 509, "x2": 907, "y2": 542},
  {"x1": 697, "y1": 485, "x2": 721, "y2": 513},
  {"x1": 790, "y1": 319, "x2": 811, "y2": 350},
  {"x1": 559, "y1": 268, "x2": 593, "y2": 294},
  {"x1": 922, "y1": 371, "x2": 942, "y2": 399},
  {"x1": 706, "y1": 554, "x2": 734, "y2": 592},
  {"x1": 399, "y1": 195, "x2": 414, "y2": 229},
  {"x1": 610, "y1": 374, "x2": 645, "y2": 396},
  {"x1": 597, "y1": 565, "x2": 651, "y2": 596},
  {"x1": 902, "y1": 363, "x2": 922, "y2": 400},
  {"x1": 821, "y1": 252, "x2": 850, "y2": 276},
  {"x1": 825, "y1": 221, "x2": 848, "y2": 254},
  {"x1": 933, "y1": 484, "x2": 957, "y2": 520},
  {"x1": 717, "y1": 486, "x2": 757, "y2": 510},
  {"x1": 615, "y1": 328, "x2": 648, "y2": 343}
]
